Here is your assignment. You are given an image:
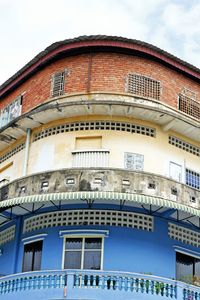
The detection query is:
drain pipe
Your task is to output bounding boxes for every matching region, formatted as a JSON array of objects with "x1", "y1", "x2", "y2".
[{"x1": 22, "y1": 128, "x2": 31, "y2": 176}]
